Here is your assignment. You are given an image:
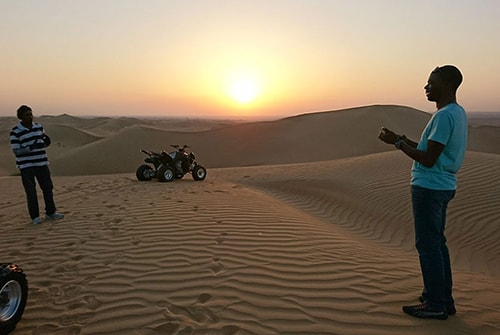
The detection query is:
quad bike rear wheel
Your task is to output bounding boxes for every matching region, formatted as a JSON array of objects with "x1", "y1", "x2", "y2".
[
  {"x1": 0, "y1": 264, "x2": 28, "y2": 335},
  {"x1": 158, "y1": 165, "x2": 175, "y2": 182},
  {"x1": 192, "y1": 165, "x2": 207, "y2": 181},
  {"x1": 136, "y1": 164, "x2": 154, "y2": 181}
]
